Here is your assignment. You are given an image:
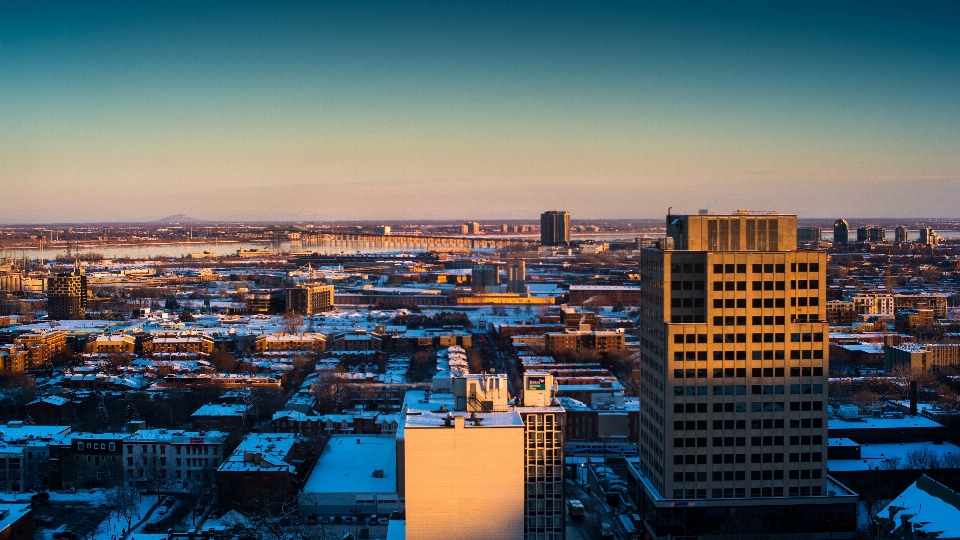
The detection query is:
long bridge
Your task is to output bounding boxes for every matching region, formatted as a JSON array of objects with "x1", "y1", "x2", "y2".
[{"x1": 300, "y1": 233, "x2": 537, "y2": 251}]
